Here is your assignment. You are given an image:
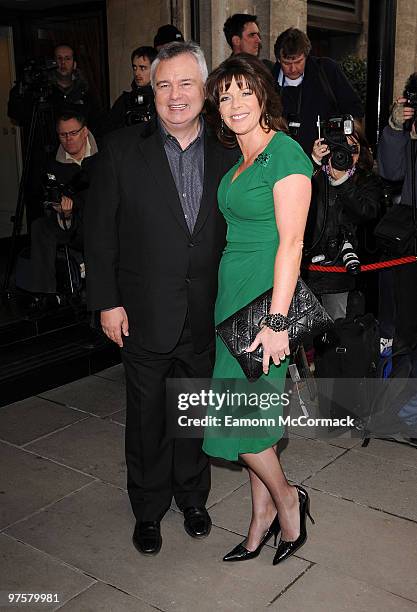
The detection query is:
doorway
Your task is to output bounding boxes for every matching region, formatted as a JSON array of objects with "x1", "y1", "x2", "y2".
[{"x1": 0, "y1": 25, "x2": 22, "y2": 239}]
